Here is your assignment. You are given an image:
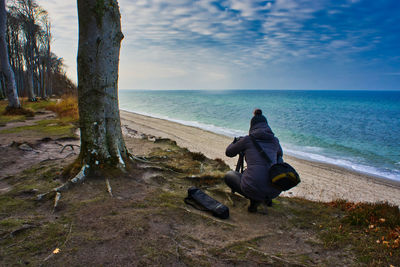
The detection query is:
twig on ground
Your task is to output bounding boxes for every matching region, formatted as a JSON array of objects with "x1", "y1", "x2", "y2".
[
  {"x1": 43, "y1": 223, "x2": 73, "y2": 262},
  {"x1": 246, "y1": 247, "x2": 307, "y2": 267}
]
